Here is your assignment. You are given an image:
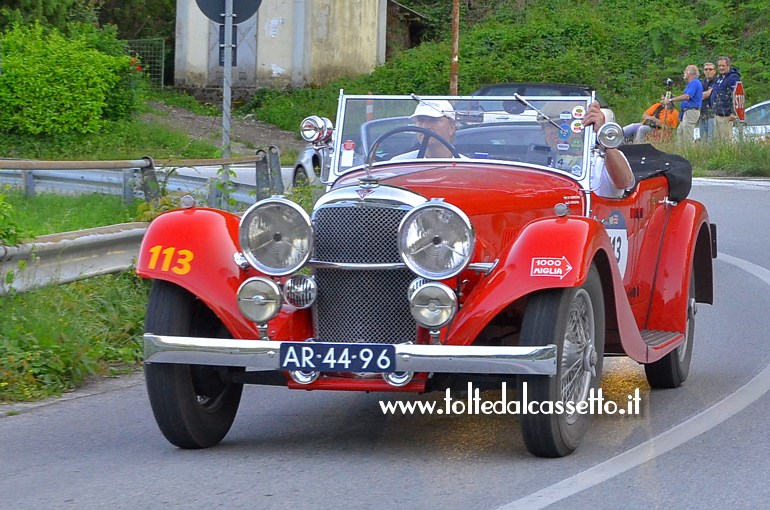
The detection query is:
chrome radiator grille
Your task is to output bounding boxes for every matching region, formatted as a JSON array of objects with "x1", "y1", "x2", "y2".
[
  {"x1": 312, "y1": 203, "x2": 417, "y2": 344},
  {"x1": 313, "y1": 204, "x2": 404, "y2": 263}
]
